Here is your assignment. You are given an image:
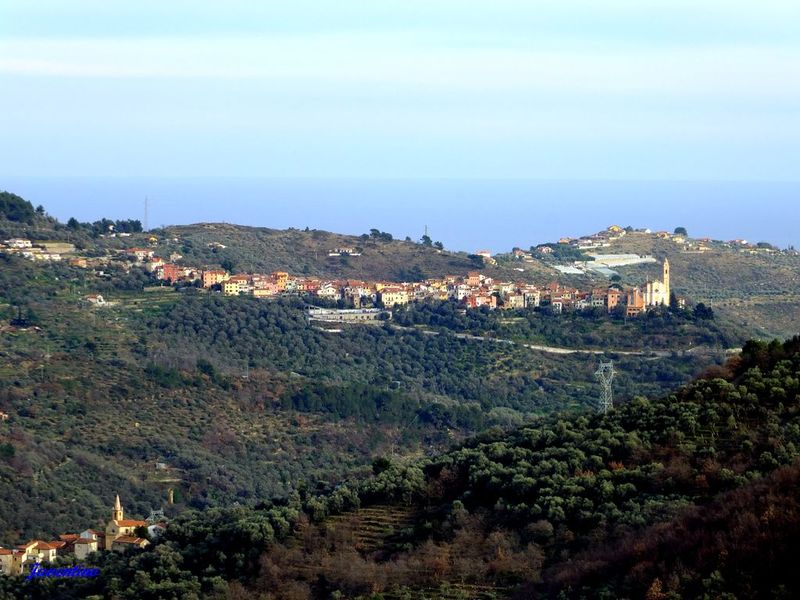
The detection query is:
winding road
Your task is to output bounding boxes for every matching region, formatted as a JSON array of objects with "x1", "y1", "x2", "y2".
[{"x1": 388, "y1": 324, "x2": 736, "y2": 358}]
